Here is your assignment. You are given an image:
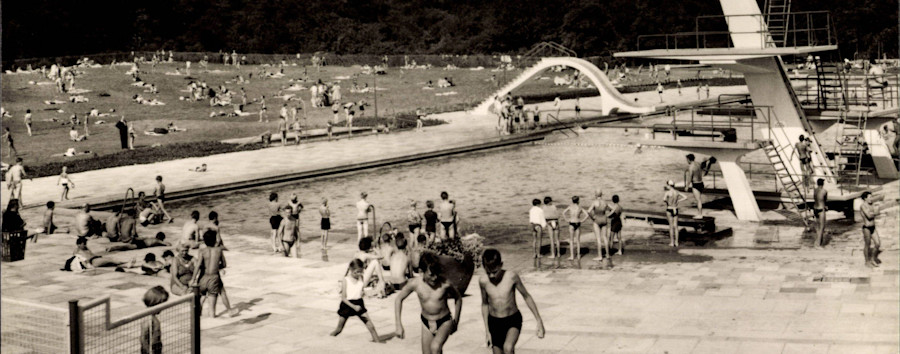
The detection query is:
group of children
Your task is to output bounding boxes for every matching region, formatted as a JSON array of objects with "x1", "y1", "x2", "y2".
[
  {"x1": 494, "y1": 95, "x2": 541, "y2": 135},
  {"x1": 528, "y1": 193, "x2": 625, "y2": 265},
  {"x1": 334, "y1": 236, "x2": 545, "y2": 354}
]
